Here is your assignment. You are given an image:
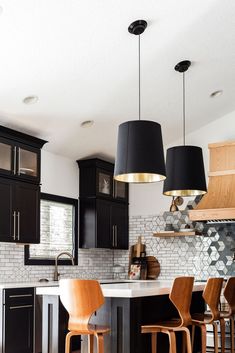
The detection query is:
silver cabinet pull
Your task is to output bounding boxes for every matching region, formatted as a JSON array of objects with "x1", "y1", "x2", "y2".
[
  {"x1": 112, "y1": 225, "x2": 115, "y2": 247},
  {"x1": 115, "y1": 225, "x2": 118, "y2": 247},
  {"x1": 17, "y1": 211, "x2": 20, "y2": 241},
  {"x1": 9, "y1": 304, "x2": 33, "y2": 310},
  {"x1": 9, "y1": 294, "x2": 32, "y2": 298},
  {"x1": 13, "y1": 211, "x2": 16, "y2": 241},
  {"x1": 17, "y1": 147, "x2": 21, "y2": 175},
  {"x1": 13, "y1": 146, "x2": 17, "y2": 174}
]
